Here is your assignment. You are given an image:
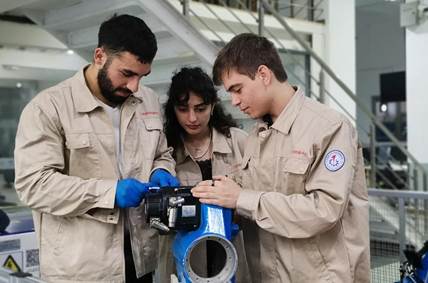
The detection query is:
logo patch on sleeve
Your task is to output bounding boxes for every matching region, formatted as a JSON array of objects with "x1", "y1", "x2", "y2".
[{"x1": 324, "y1": 150, "x2": 345, "y2": 172}]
